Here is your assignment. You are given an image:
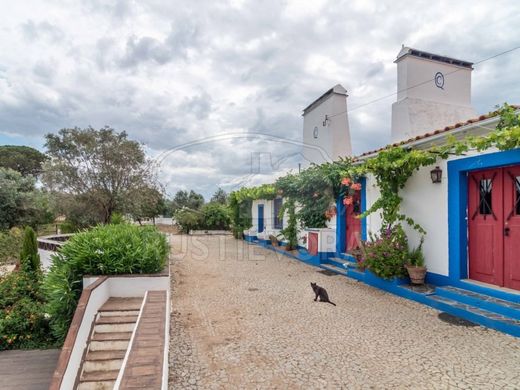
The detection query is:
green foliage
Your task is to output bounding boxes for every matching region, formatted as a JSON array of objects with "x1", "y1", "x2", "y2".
[
  {"x1": 59, "y1": 221, "x2": 79, "y2": 234},
  {"x1": 174, "y1": 208, "x2": 202, "y2": 233},
  {"x1": 279, "y1": 200, "x2": 298, "y2": 250},
  {"x1": 362, "y1": 225, "x2": 409, "y2": 279},
  {"x1": 0, "y1": 271, "x2": 56, "y2": 350},
  {"x1": 125, "y1": 185, "x2": 165, "y2": 224},
  {"x1": 169, "y1": 190, "x2": 205, "y2": 215},
  {"x1": 44, "y1": 224, "x2": 169, "y2": 342},
  {"x1": 0, "y1": 145, "x2": 47, "y2": 177},
  {"x1": 0, "y1": 228, "x2": 23, "y2": 265},
  {"x1": 109, "y1": 212, "x2": 126, "y2": 225},
  {"x1": 210, "y1": 187, "x2": 228, "y2": 205},
  {"x1": 20, "y1": 227, "x2": 40, "y2": 275},
  {"x1": 43, "y1": 126, "x2": 157, "y2": 223},
  {"x1": 0, "y1": 168, "x2": 53, "y2": 229},
  {"x1": 228, "y1": 195, "x2": 252, "y2": 239},
  {"x1": 408, "y1": 237, "x2": 425, "y2": 267},
  {"x1": 200, "y1": 202, "x2": 231, "y2": 230}
]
